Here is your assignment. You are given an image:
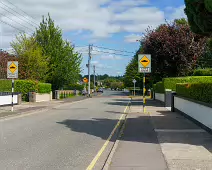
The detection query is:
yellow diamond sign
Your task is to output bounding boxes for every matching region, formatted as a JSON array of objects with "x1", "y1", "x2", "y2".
[
  {"x1": 140, "y1": 56, "x2": 150, "y2": 68},
  {"x1": 9, "y1": 62, "x2": 17, "y2": 74}
]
